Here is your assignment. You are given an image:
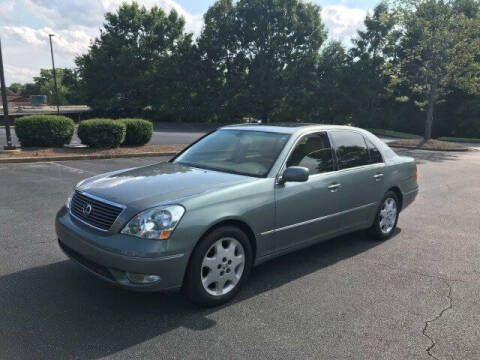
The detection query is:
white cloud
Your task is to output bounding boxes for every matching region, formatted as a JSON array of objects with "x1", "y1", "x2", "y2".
[
  {"x1": 24, "y1": 0, "x2": 203, "y2": 34},
  {"x1": 1, "y1": 0, "x2": 203, "y2": 84},
  {"x1": 2, "y1": 26, "x2": 92, "y2": 57},
  {"x1": 321, "y1": 5, "x2": 368, "y2": 42},
  {"x1": 4, "y1": 64, "x2": 38, "y2": 84}
]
